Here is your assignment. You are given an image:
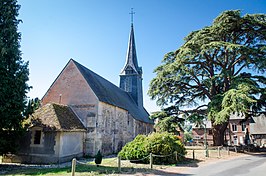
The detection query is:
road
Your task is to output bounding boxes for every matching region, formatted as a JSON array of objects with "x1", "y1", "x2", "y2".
[{"x1": 183, "y1": 153, "x2": 266, "y2": 176}]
